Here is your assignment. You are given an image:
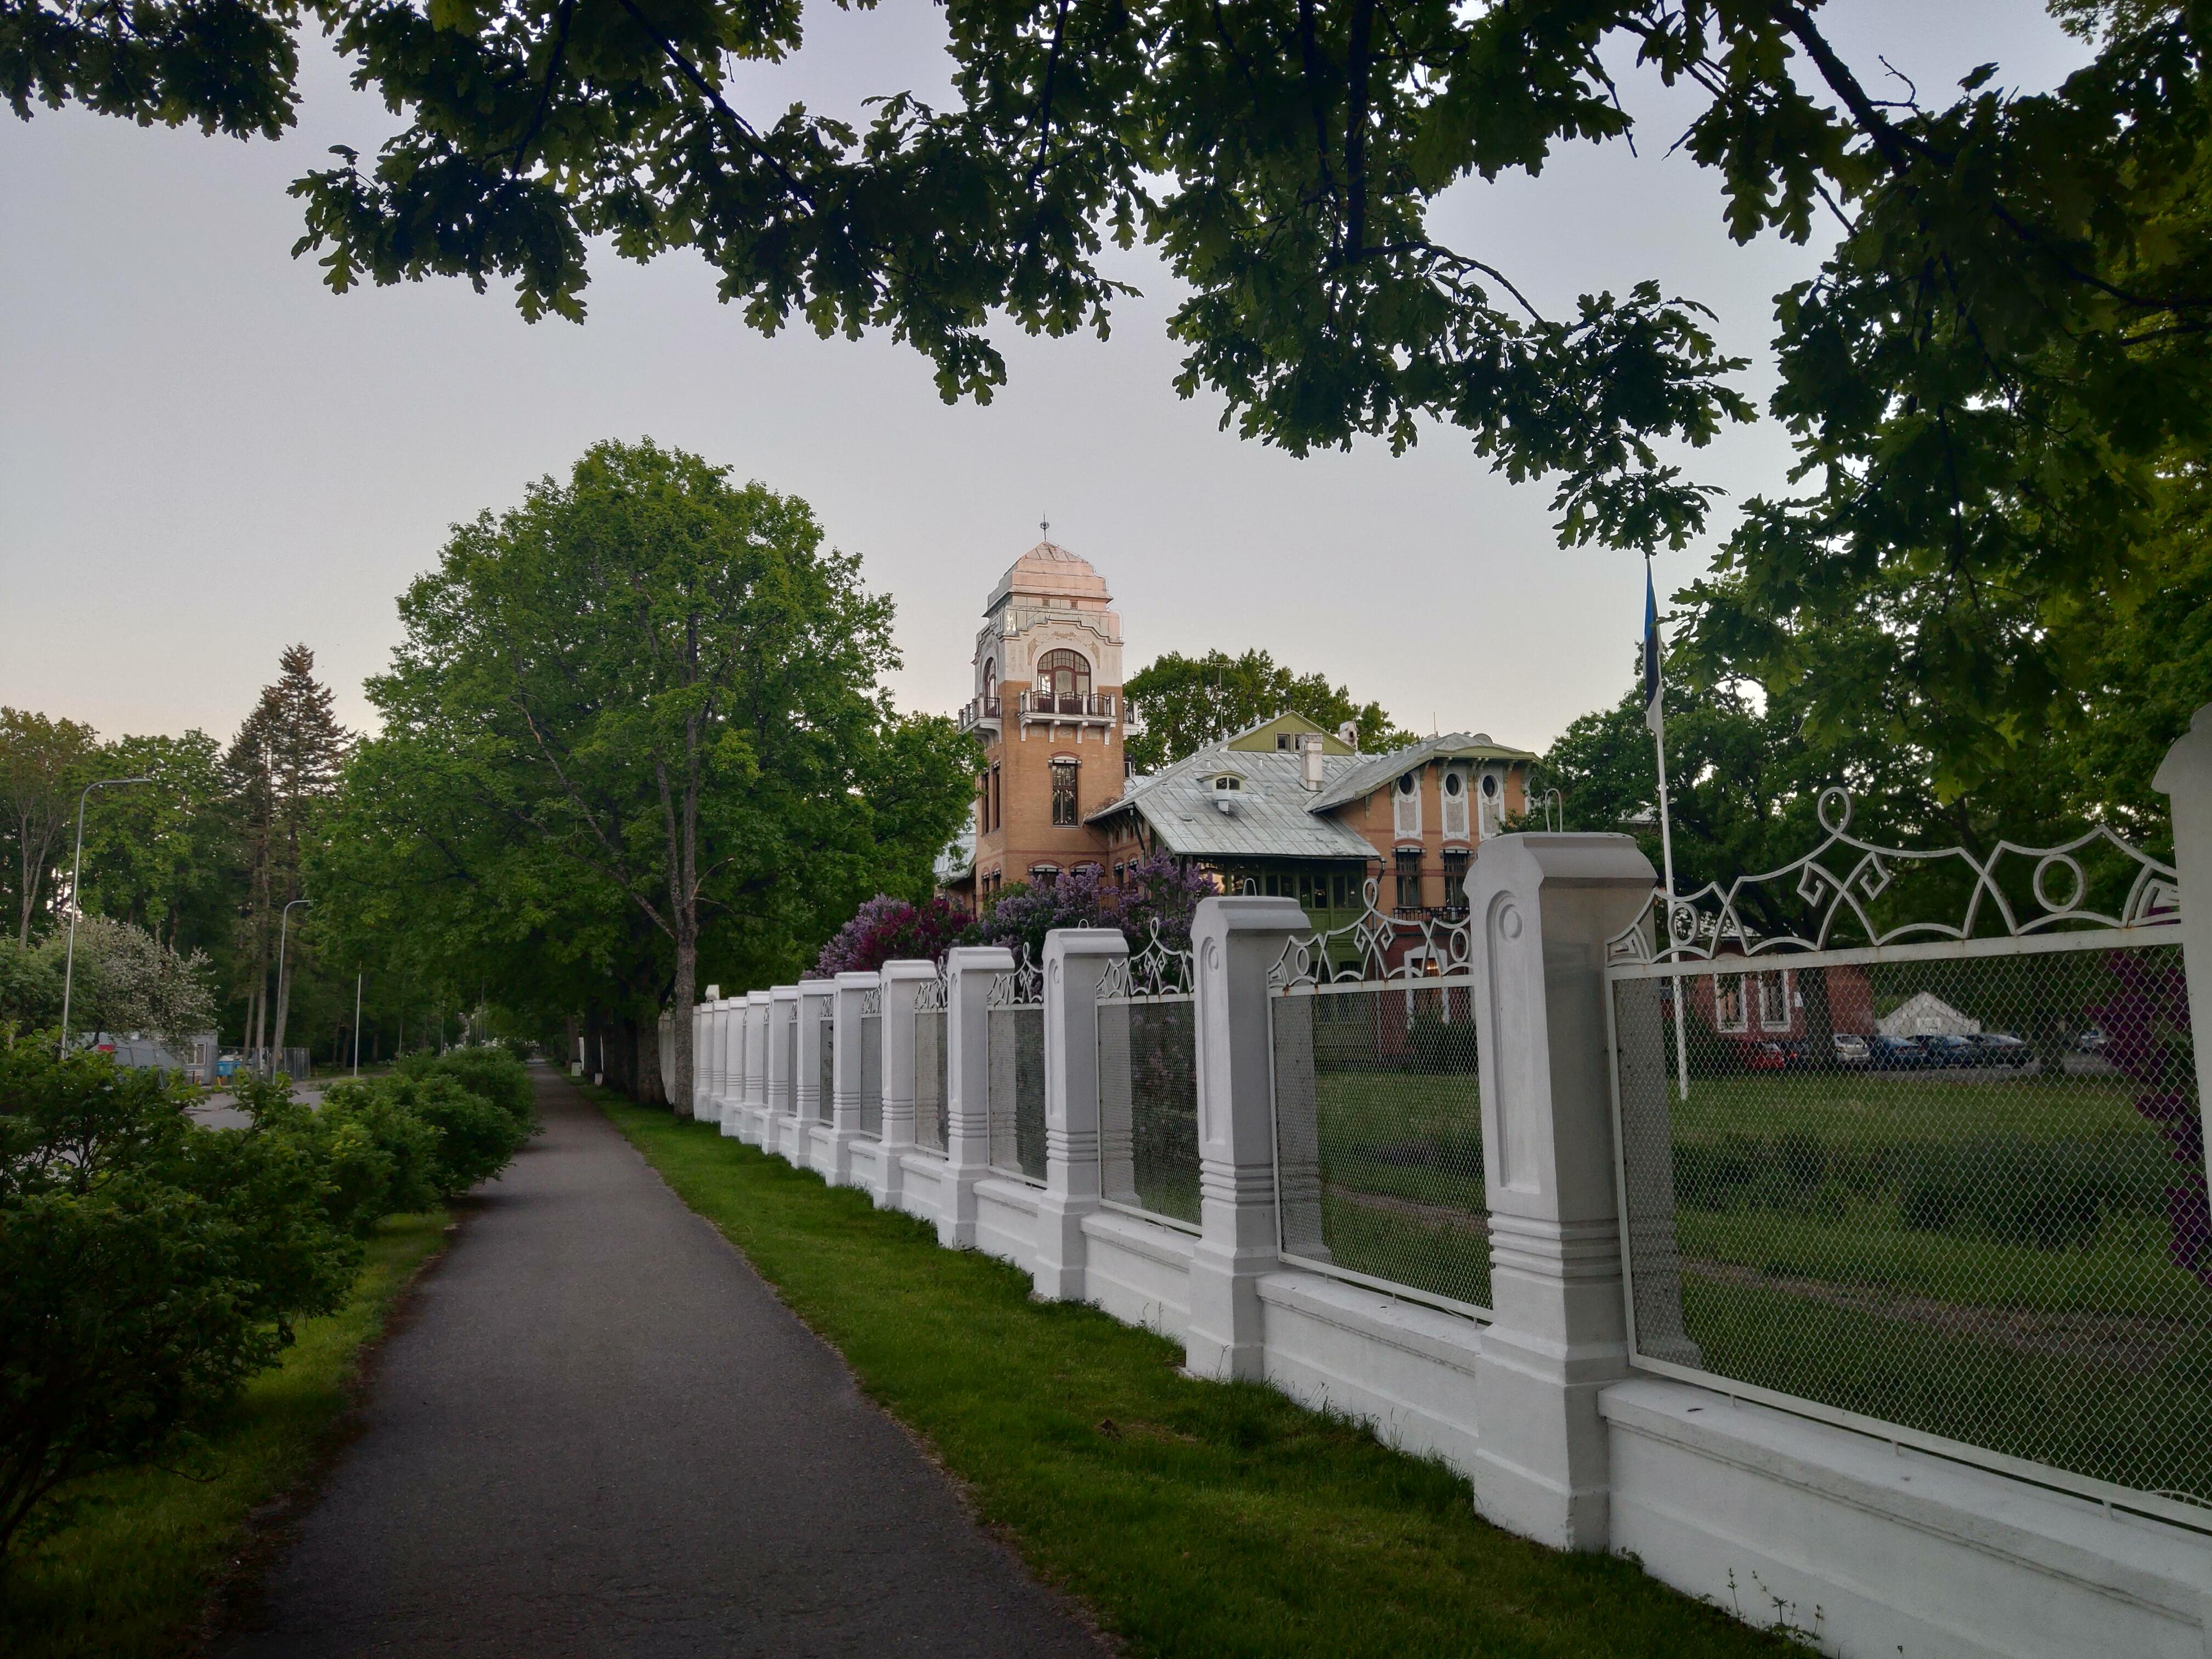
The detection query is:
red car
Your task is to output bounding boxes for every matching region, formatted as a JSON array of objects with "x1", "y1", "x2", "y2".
[{"x1": 1734, "y1": 1038, "x2": 1790, "y2": 1071}]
